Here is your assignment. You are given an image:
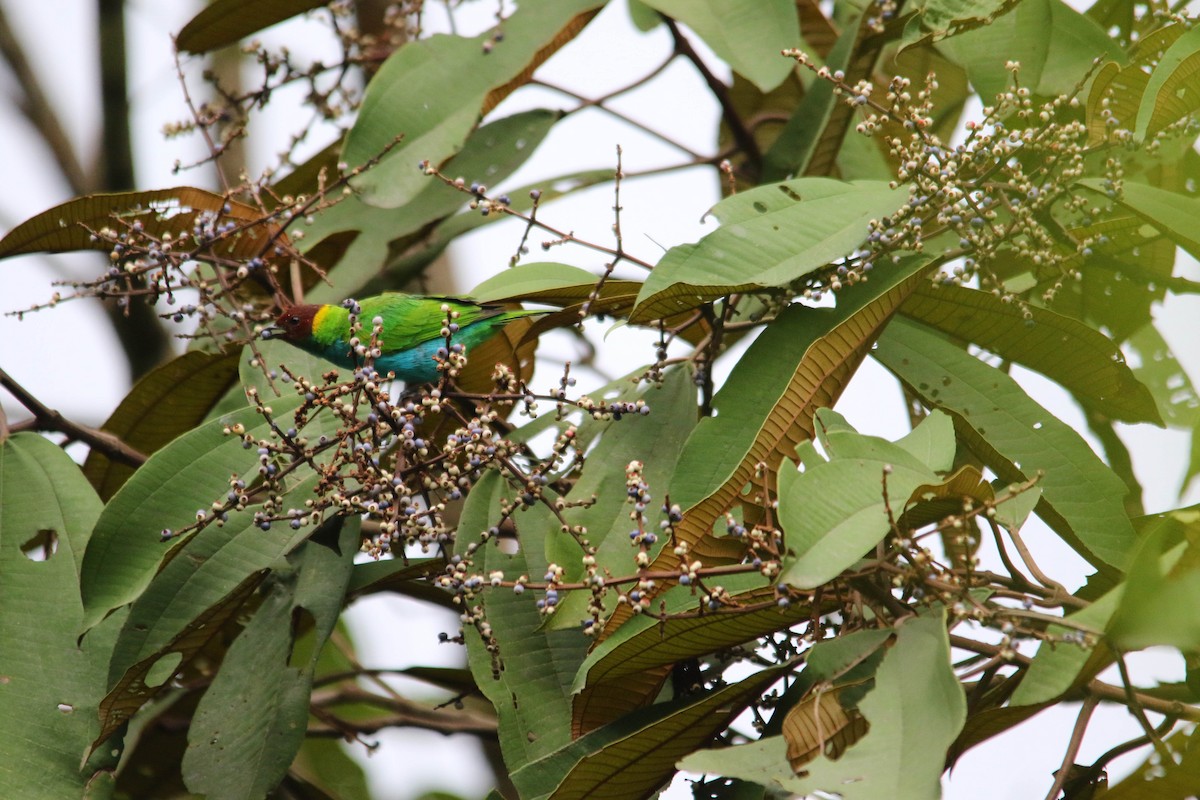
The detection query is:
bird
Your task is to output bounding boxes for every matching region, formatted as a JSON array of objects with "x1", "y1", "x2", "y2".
[{"x1": 263, "y1": 293, "x2": 543, "y2": 384}]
